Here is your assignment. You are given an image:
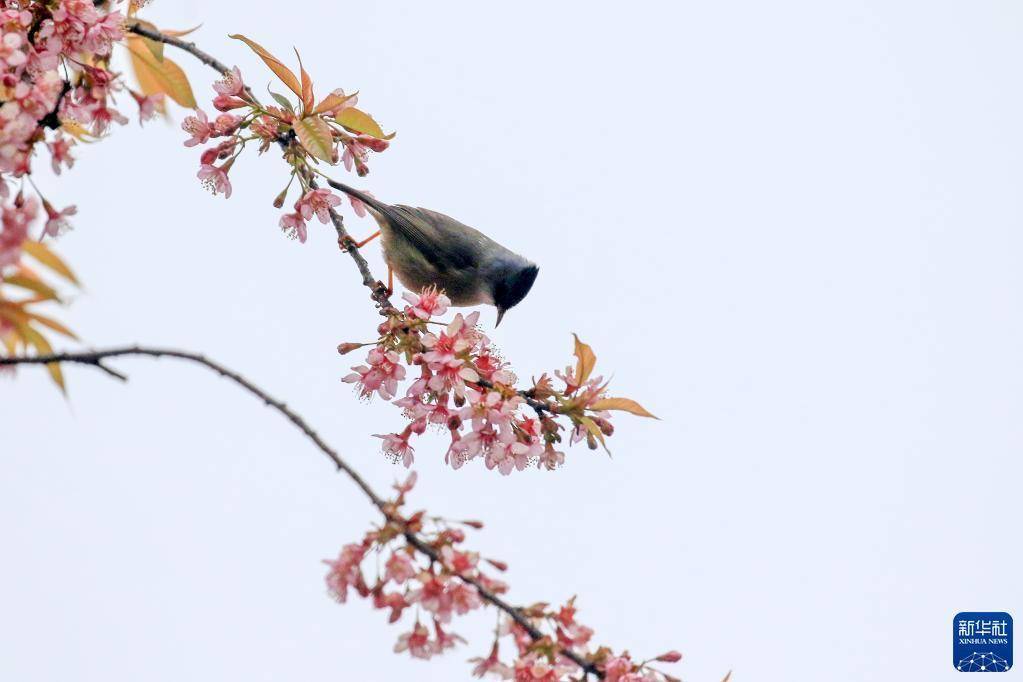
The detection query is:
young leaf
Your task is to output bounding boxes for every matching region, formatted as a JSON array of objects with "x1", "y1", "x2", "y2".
[
  {"x1": 312, "y1": 90, "x2": 357, "y2": 116},
  {"x1": 25, "y1": 311, "x2": 78, "y2": 340},
  {"x1": 126, "y1": 39, "x2": 196, "y2": 107},
  {"x1": 2, "y1": 273, "x2": 59, "y2": 301},
  {"x1": 131, "y1": 19, "x2": 164, "y2": 60},
  {"x1": 229, "y1": 34, "x2": 302, "y2": 99},
  {"x1": 21, "y1": 241, "x2": 79, "y2": 286},
  {"x1": 572, "y1": 333, "x2": 597, "y2": 386},
  {"x1": 268, "y1": 87, "x2": 296, "y2": 114},
  {"x1": 294, "y1": 116, "x2": 335, "y2": 162},
  {"x1": 589, "y1": 397, "x2": 658, "y2": 419},
  {"x1": 334, "y1": 107, "x2": 394, "y2": 139},
  {"x1": 20, "y1": 323, "x2": 64, "y2": 392},
  {"x1": 163, "y1": 24, "x2": 203, "y2": 38},
  {"x1": 294, "y1": 49, "x2": 315, "y2": 114}
]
